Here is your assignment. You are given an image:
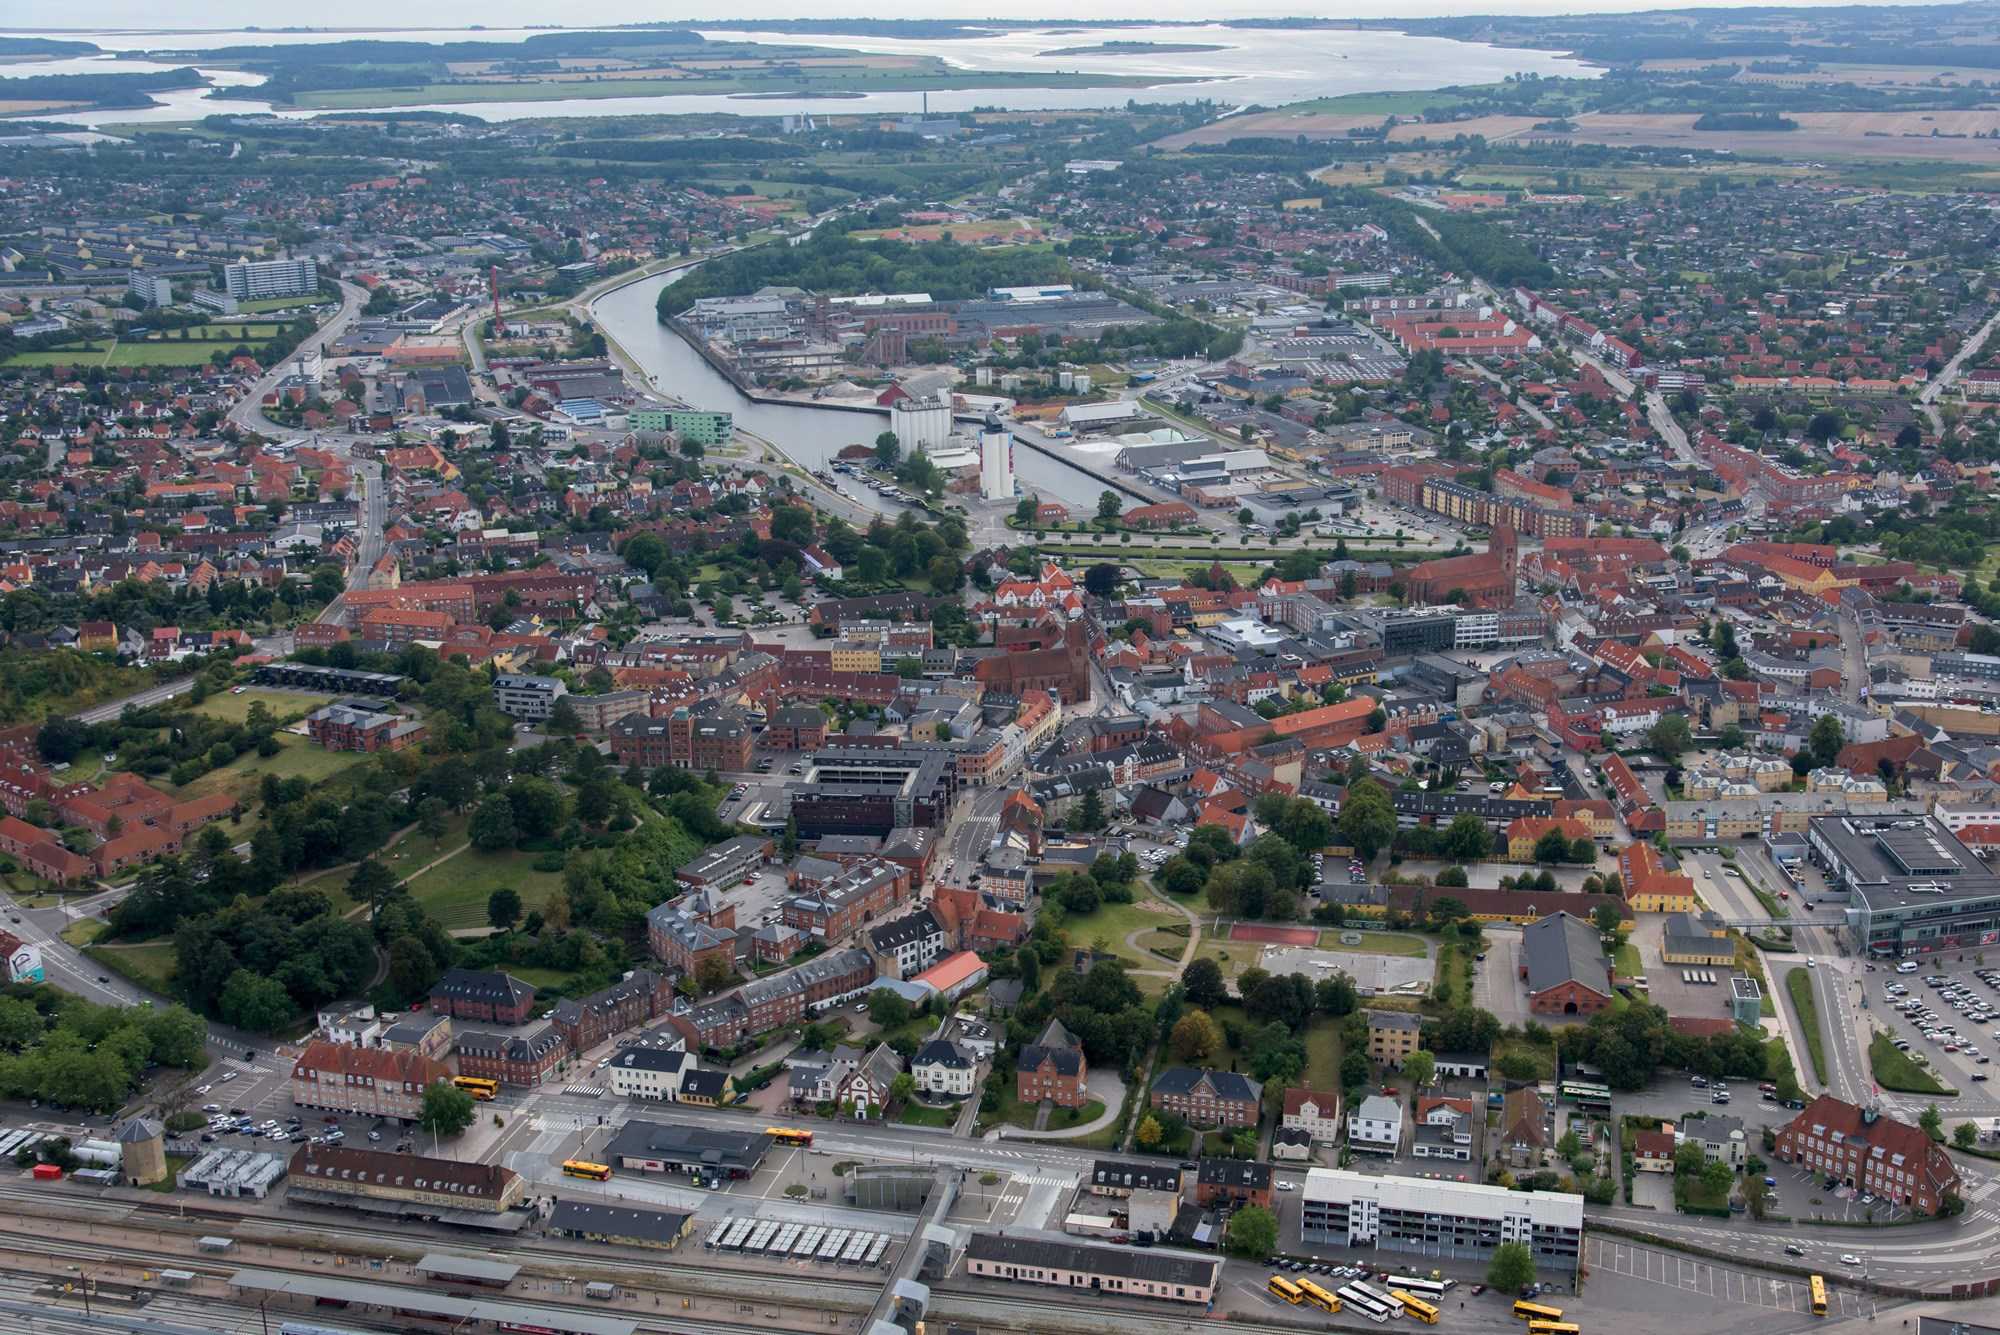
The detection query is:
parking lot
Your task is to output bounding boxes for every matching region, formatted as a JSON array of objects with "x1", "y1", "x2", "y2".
[
  {"x1": 1471, "y1": 928, "x2": 1530, "y2": 1030},
  {"x1": 1766, "y1": 1158, "x2": 1911, "y2": 1224},
  {"x1": 1875, "y1": 963, "x2": 2000, "y2": 1095},
  {"x1": 1582, "y1": 1237, "x2": 1880, "y2": 1320}
]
